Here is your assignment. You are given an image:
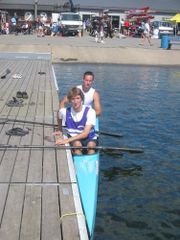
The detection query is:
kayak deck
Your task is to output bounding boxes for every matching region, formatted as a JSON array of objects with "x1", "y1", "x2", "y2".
[{"x1": 73, "y1": 151, "x2": 99, "y2": 238}]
